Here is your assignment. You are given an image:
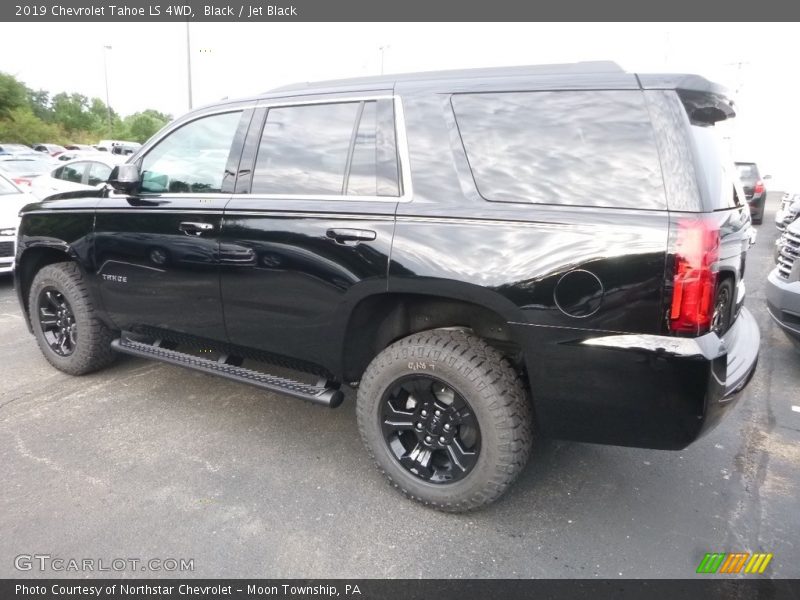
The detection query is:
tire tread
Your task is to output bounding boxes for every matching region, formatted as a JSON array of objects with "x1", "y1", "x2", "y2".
[{"x1": 357, "y1": 329, "x2": 533, "y2": 512}]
